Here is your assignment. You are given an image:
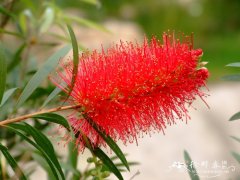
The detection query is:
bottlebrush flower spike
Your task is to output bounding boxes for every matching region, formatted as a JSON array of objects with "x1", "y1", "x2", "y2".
[{"x1": 51, "y1": 32, "x2": 209, "y2": 151}]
